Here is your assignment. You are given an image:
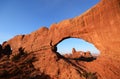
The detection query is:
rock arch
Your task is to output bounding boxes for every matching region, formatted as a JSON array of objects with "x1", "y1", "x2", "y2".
[
  {"x1": 5, "y1": 0, "x2": 120, "y2": 58},
  {"x1": 2, "y1": 0, "x2": 120, "y2": 78},
  {"x1": 48, "y1": 0, "x2": 120, "y2": 57}
]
